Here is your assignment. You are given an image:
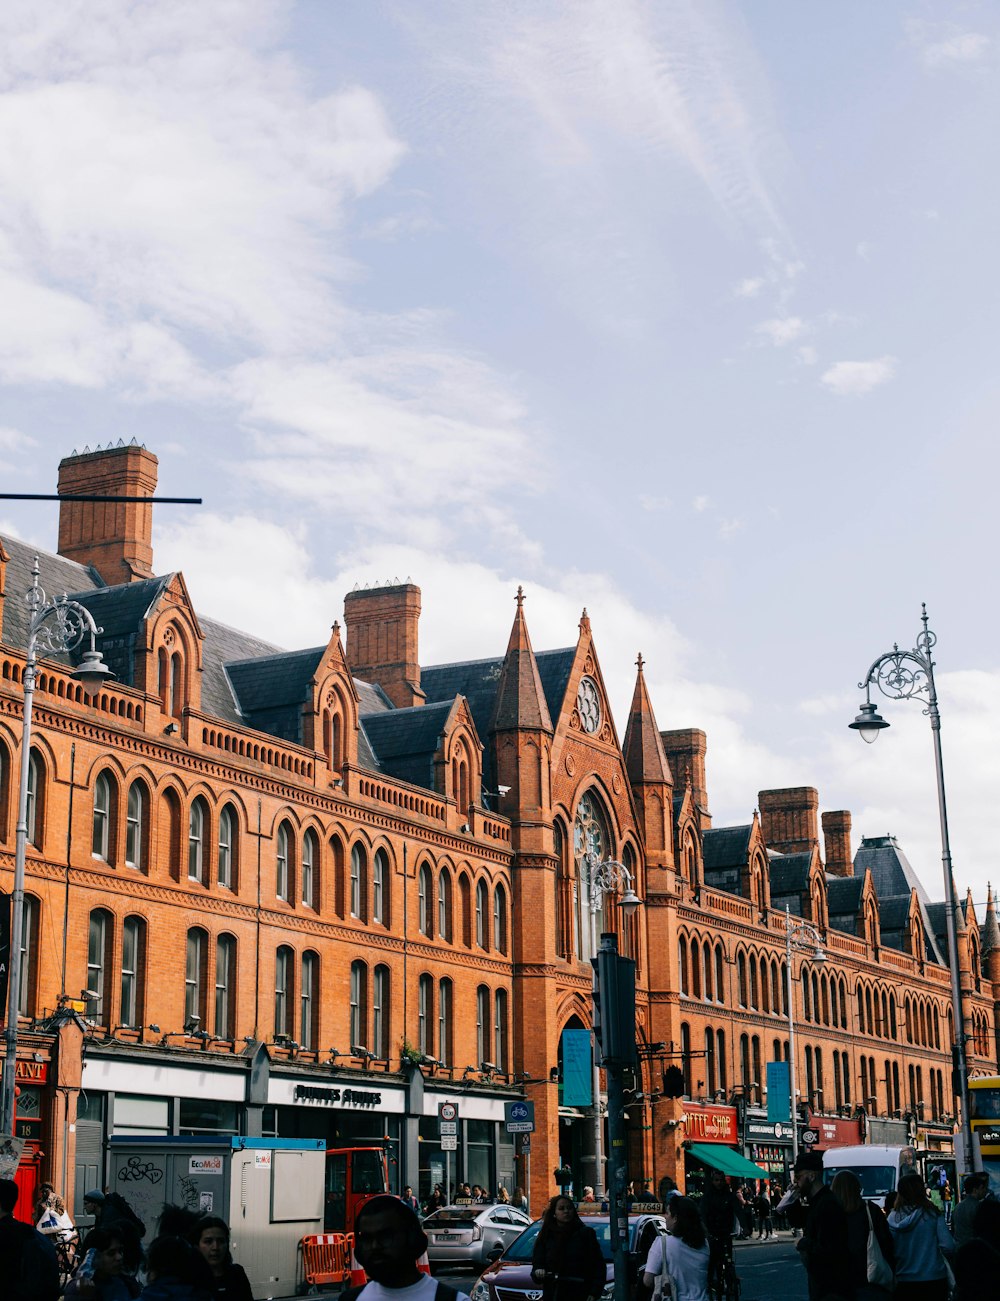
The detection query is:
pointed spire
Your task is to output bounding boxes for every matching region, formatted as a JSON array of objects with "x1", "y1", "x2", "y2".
[
  {"x1": 488, "y1": 588, "x2": 553, "y2": 733},
  {"x1": 623, "y1": 653, "x2": 673, "y2": 787},
  {"x1": 984, "y1": 883, "x2": 1000, "y2": 953}
]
